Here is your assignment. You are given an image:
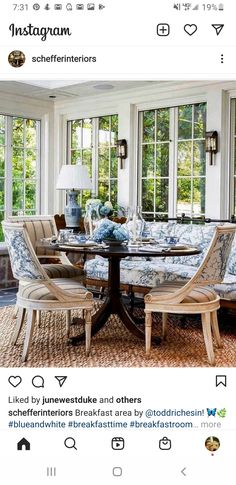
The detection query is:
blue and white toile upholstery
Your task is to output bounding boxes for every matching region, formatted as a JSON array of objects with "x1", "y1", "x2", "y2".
[{"x1": 85, "y1": 222, "x2": 236, "y2": 302}]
